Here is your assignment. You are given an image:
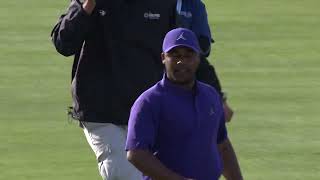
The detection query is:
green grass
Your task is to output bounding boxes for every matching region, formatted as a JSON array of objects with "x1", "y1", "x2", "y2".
[
  {"x1": 205, "y1": 0, "x2": 320, "y2": 179},
  {"x1": 0, "y1": 0, "x2": 319, "y2": 179},
  {"x1": 0, "y1": 1, "x2": 100, "y2": 179}
]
